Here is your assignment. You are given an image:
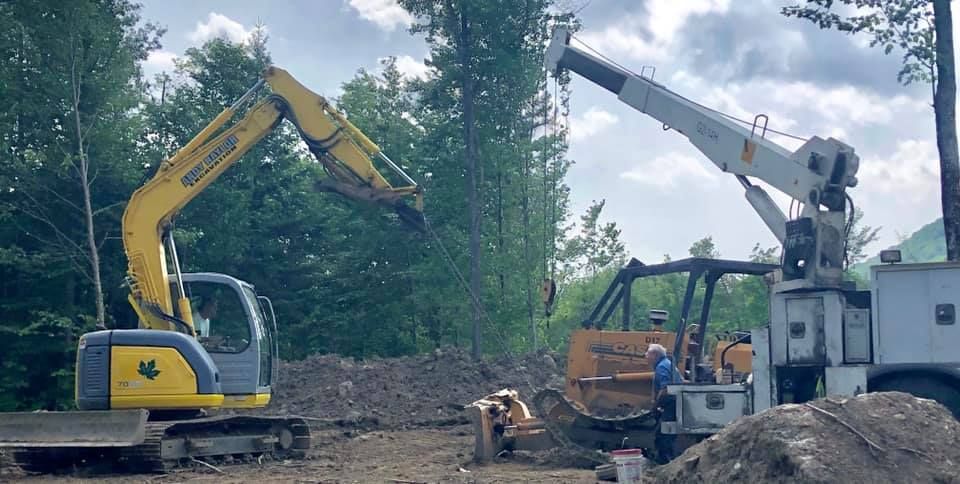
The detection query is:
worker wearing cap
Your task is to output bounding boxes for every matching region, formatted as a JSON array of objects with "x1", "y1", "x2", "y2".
[{"x1": 646, "y1": 341, "x2": 682, "y2": 464}]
